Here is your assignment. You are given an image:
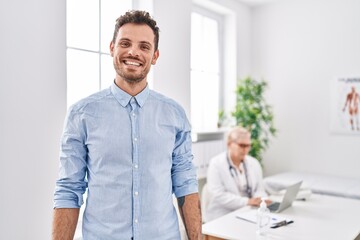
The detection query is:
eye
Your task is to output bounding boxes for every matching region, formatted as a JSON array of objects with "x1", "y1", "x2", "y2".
[
  {"x1": 120, "y1": 41, "x2": 130, "y2": 48},
  {"x1": 140, "y1": 44, "x2": 151, "y2": 50}
]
